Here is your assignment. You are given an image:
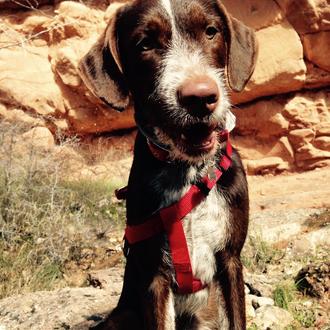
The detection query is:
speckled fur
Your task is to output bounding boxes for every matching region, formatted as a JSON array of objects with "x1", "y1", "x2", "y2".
[{"x1": 80, "y1": 0, "x2": 257, "y2": 328}]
